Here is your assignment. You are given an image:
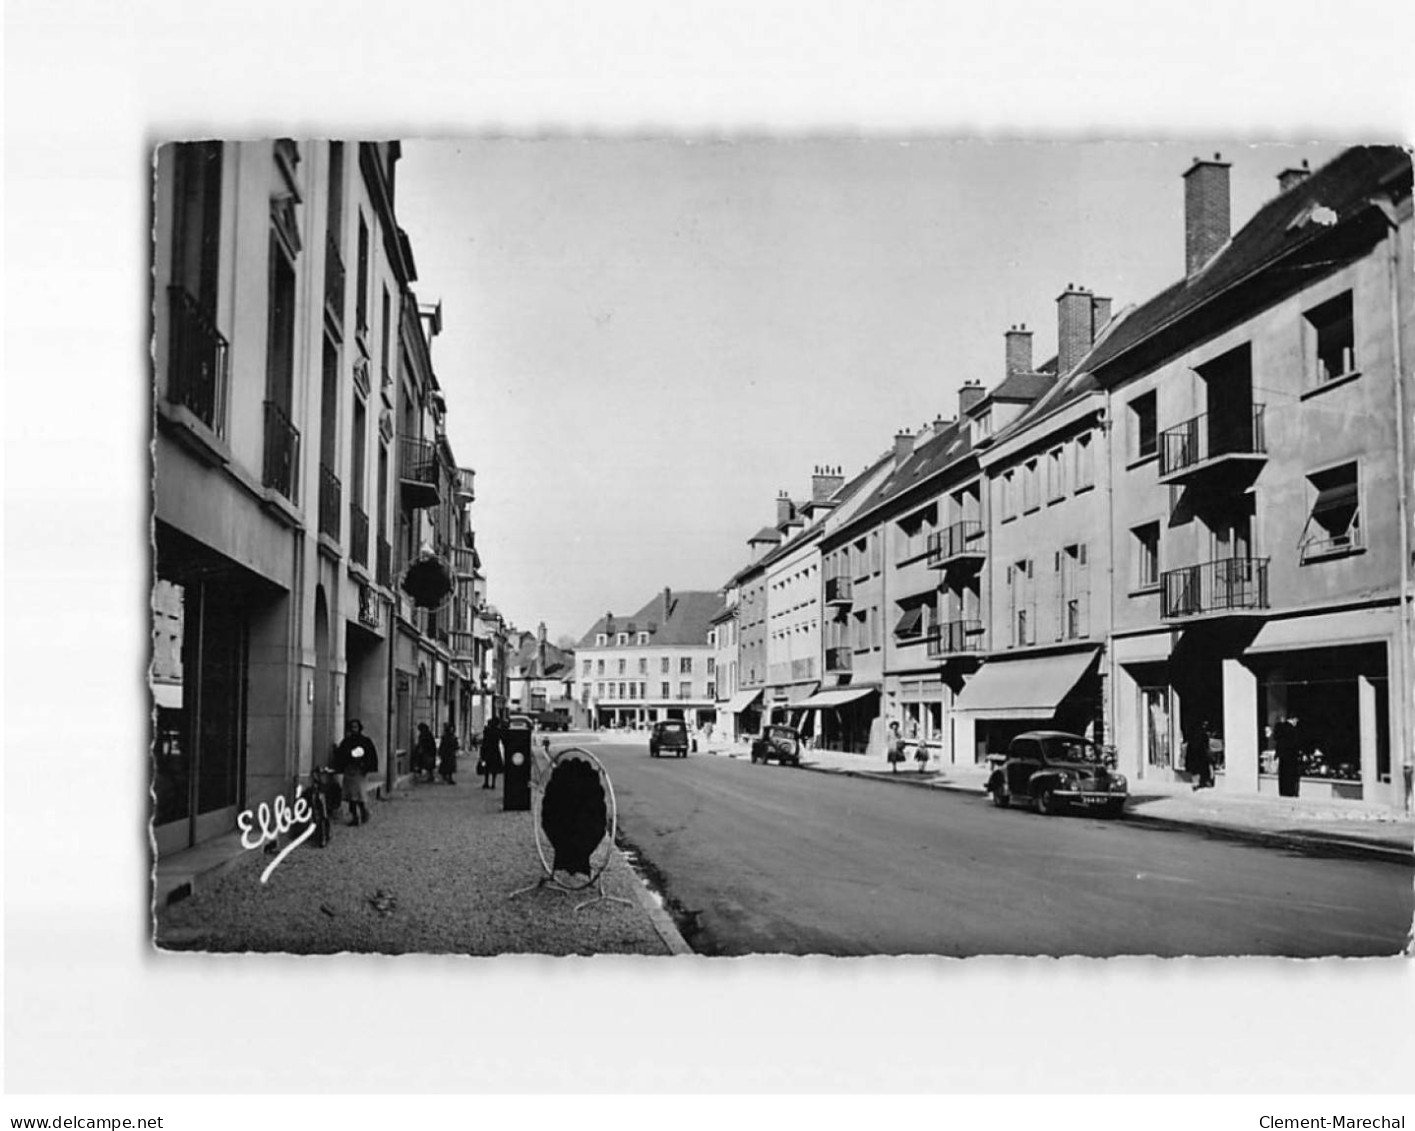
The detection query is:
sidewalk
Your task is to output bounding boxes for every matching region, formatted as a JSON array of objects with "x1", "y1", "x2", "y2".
[
  {"x1": 153, "y1": 769, "x2": 690, "y2": 955},
  {"x1": 706, "y1": 739, "x2": 1415, "y2": 864}
]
